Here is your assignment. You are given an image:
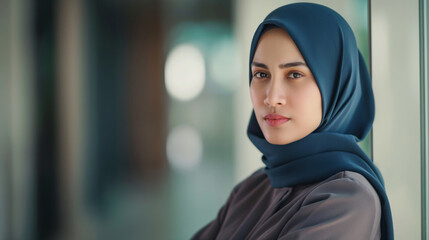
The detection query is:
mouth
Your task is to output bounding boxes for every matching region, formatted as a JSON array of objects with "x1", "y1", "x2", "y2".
[{"x1": 263, "y1": 114, "x2": 290, "y2": 127}]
